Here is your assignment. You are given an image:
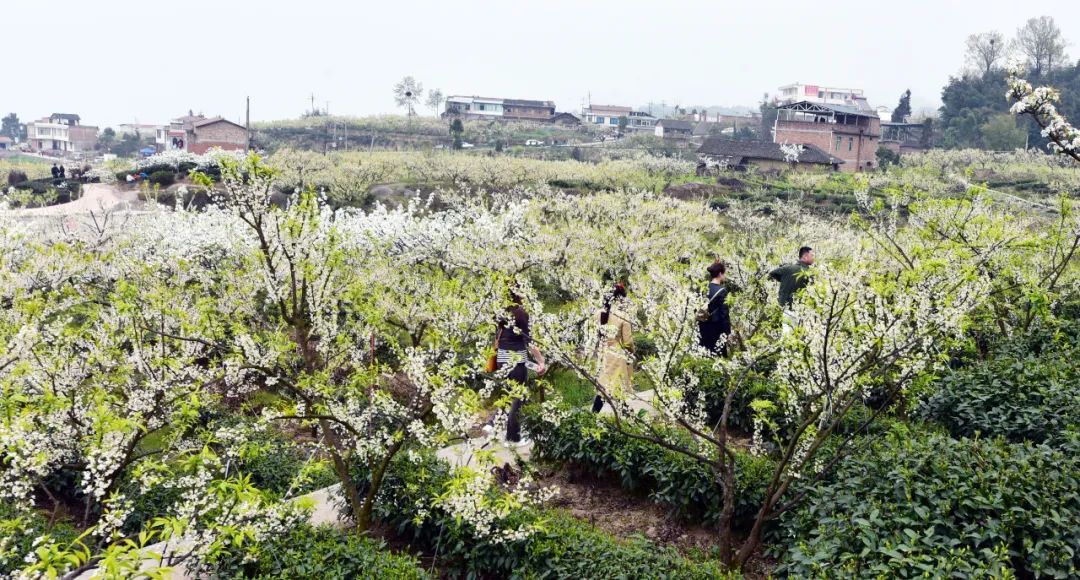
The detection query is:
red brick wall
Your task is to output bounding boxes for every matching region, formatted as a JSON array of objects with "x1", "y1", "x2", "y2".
[
  {"x1": 189, "y1": 141, "x2": 246, "y2": 154},
  {"x1": 774, "y1": 120, "x2": 879, "y2": 172},
  {"x1": 193, "y1": 122, "x2": 247, "y2": 151}
]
